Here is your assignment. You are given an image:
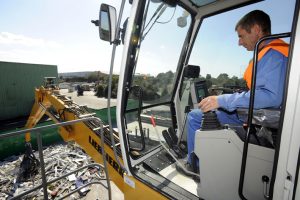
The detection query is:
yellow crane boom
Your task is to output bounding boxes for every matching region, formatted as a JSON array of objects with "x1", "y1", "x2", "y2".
[{"x1": 24, "y1": 85, "x2": 166, "y2": 199}]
